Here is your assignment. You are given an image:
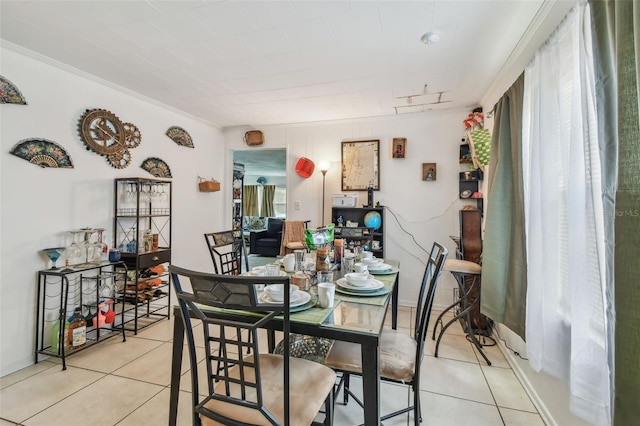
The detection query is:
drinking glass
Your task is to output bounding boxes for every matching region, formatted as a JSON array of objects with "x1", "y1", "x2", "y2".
[
  {"x1": 354, "y1": 246, "x2": 364, "y2": 262},
  {"x1": 342, "y1": 255, "x2": 355, "y2": 274},
  {"x1": 126, "y1": 183, "x2": 136, "y2": 202},
  {"x1": 93, "y1": 229, "x2": 108, "y2": 263},
  {"x1": 42, "y1": 247, "x2": 64, "y2": 269},
  {"x1": 81, "y1": 229, "x2": 98, "y2": 264},
  {"x1": 265, "y1": 263, "x2": 280, "y2": 277},
  {"x1": 317, "y1": 271, "x2": 334, "y2": 283},
  {"x1": 67, "y1": 230, "x2": 85, "y2": 266},
  {"x1": 294, "y1": 250, "x2": 306, "y2": 272}
]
